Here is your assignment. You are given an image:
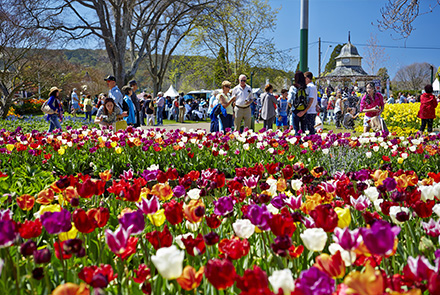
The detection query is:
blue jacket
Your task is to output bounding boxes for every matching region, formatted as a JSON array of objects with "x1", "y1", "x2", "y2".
[{"x1": 124, "y1": 95, "x2": 136, "y2": 124}]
